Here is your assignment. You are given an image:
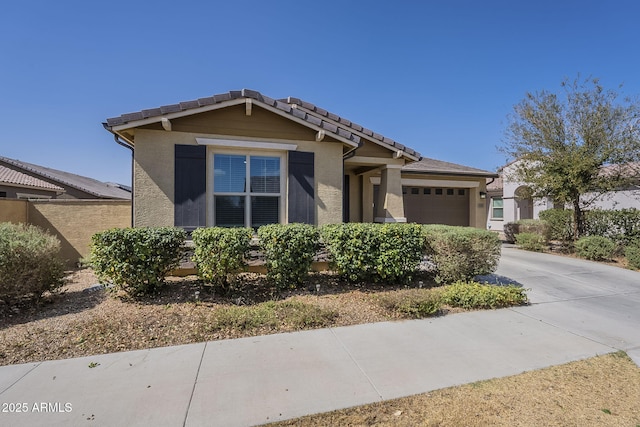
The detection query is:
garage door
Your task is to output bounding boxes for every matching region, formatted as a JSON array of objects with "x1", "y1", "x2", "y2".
[
  {"x1": 404, "y1": 186, "x2": 469, "y2": 225},
  {"x1": 373, "y1": 185, "x2": 470, "y2": 226}
]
